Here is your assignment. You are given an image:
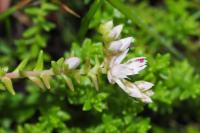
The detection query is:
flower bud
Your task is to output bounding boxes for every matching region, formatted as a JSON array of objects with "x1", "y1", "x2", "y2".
[
  {"x1": 134, "y1": 81, "x2": 154, "y2": 91},
  {"x1": 64, "y1": 57, "x2": 80, "y2": 69},
  {"x1": 109, "y1": 24, "x2": 123, "y2": 40},
  {"x1": 109, "y1": 37, "x2": 134, "y2": 52},
  {"x1": 98, "y1": 20, "x2": 113, "y2": 35}
]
